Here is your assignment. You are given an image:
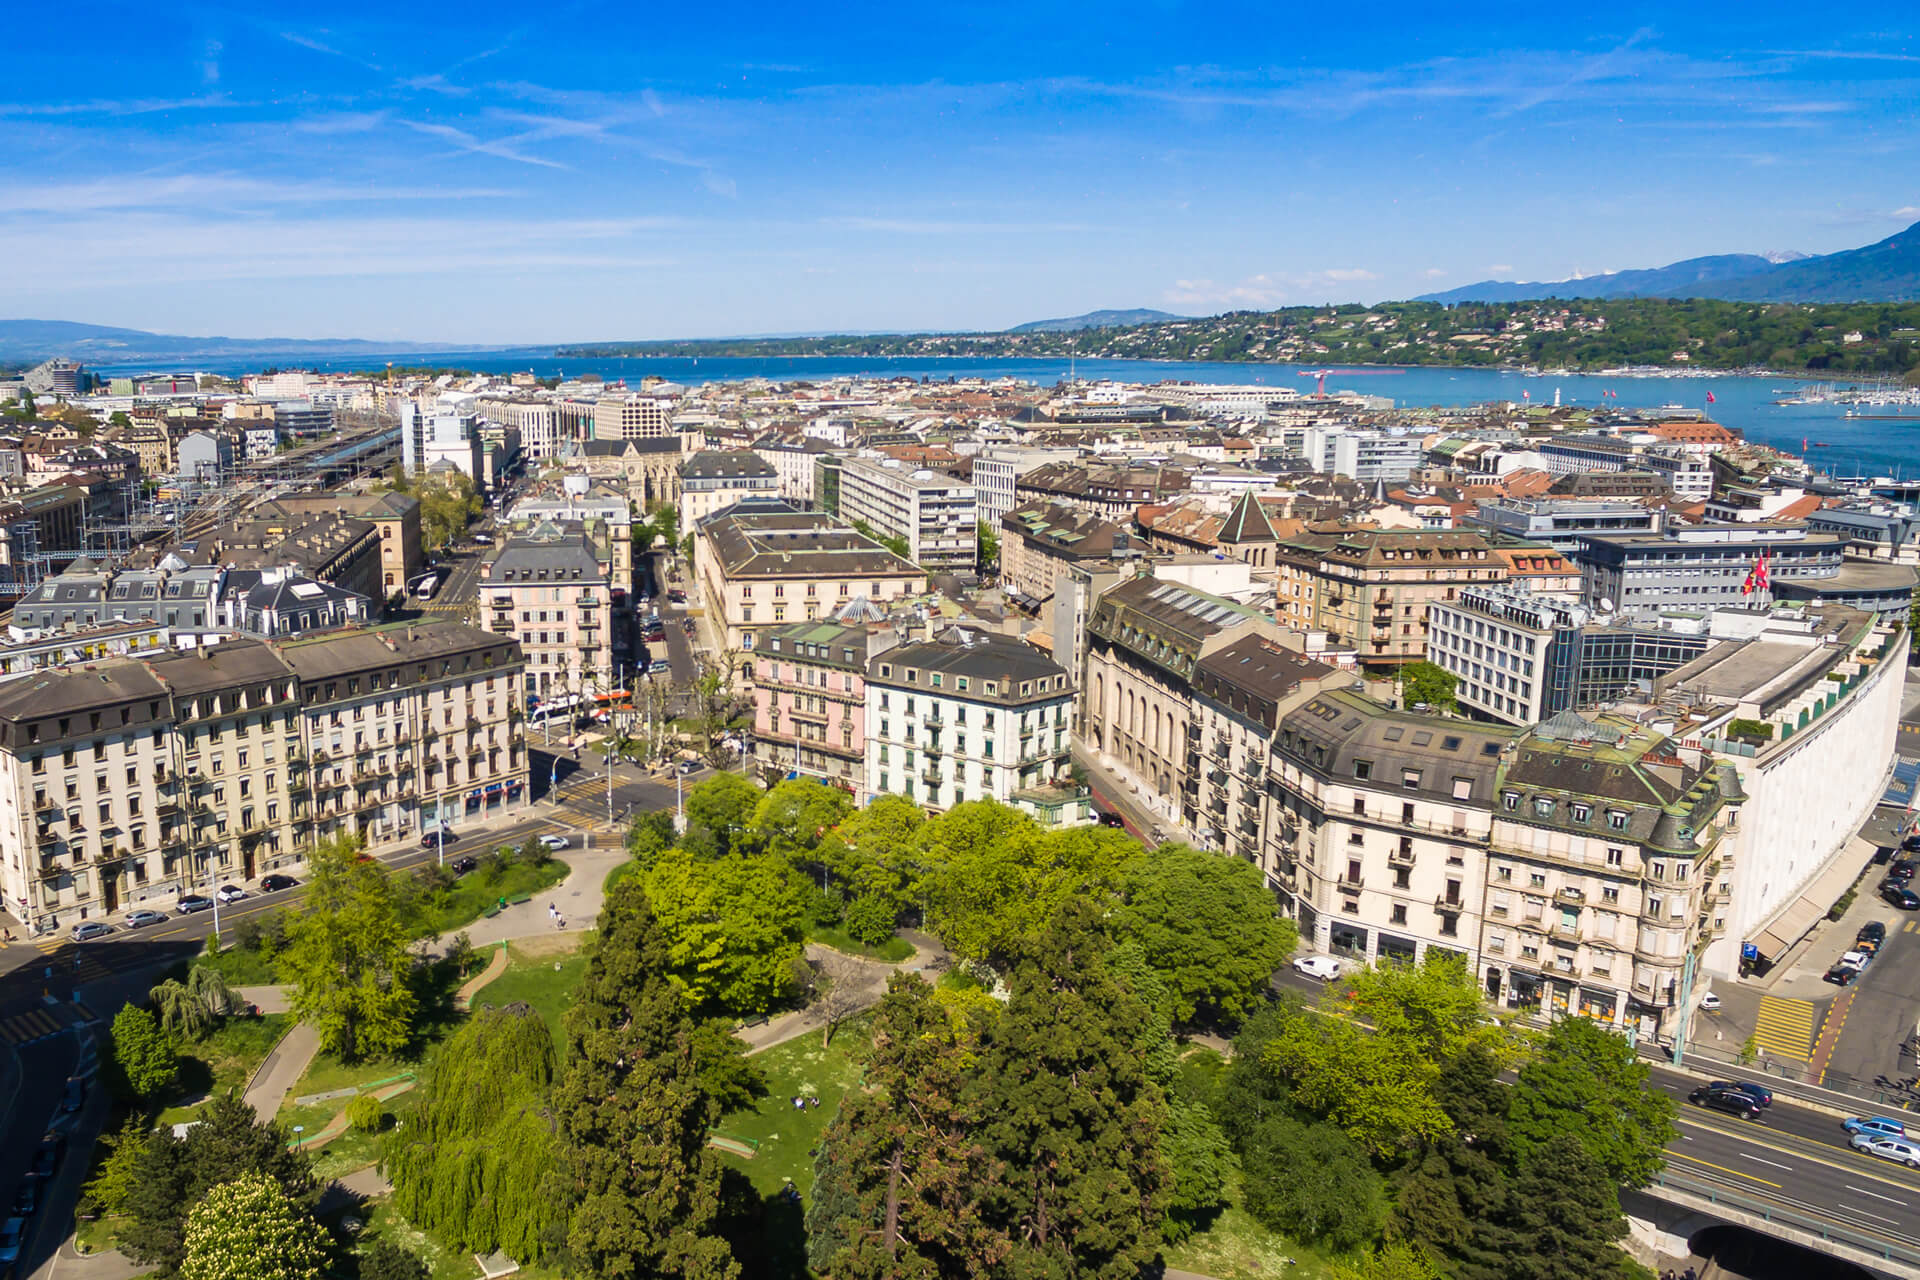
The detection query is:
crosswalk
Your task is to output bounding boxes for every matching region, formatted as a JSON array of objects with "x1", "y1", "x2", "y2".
[
  {"x1": 1752, "y1": 995, "x2": 1817, "y2": 1062},
  {"x1": 27, "y1": 941, "x2": 114, "y2": 986},
  {"x1": 0, "y1": 998, "x2": 92, "y2": 1046}
]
